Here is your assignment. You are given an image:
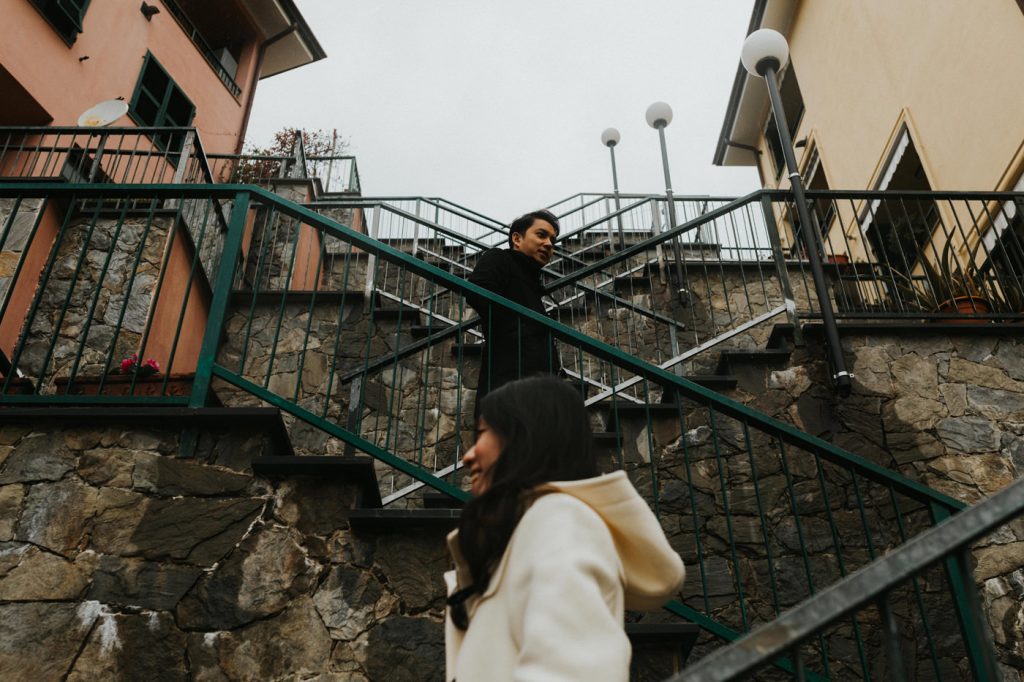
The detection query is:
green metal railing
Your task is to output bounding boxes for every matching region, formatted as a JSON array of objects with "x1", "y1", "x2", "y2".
[
  {"x1": 0, "y1": 183, "x2": 1003, "y2": 677},
  {"x1": 670, "y1": 476, "x2": 1024, "y2": 681},
  {"x1": 0, "y1": 126, "x2": 216, "y2": 185}
]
